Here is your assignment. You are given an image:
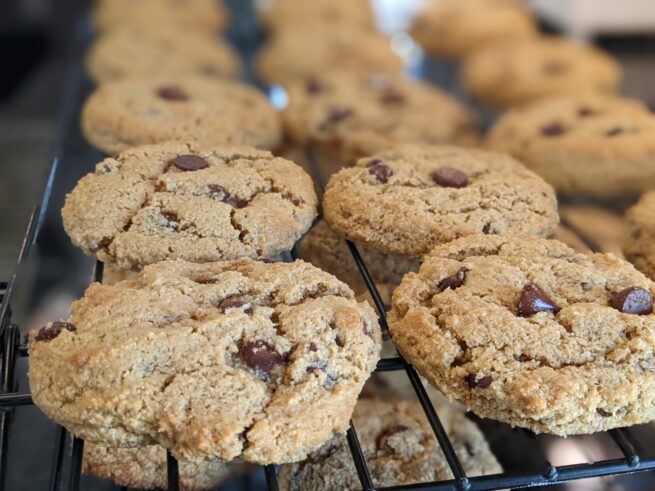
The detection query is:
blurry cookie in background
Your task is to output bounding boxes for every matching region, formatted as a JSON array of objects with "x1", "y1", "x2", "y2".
[
  {"x1": 487, "y1": 92, "x2": 655, "y2": 196},
  {"x1": 86, "y1": 28, "x2": 241, "y2": 84},
  {"x1": 462, "y1": 36, "x2": 621, "y2": 109},
  {"x1": 92, "y1": 0, "x2": 228, "y2": 34},
  {"x1": 411, "y1": 0, "x2": 537, "y2": 60},
  {"x1": 624, "y1": 192, "x2": 655, "y2": 280},
  {"x1": 255, "y1": 27, "x2": 404, "y2": 87}
]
